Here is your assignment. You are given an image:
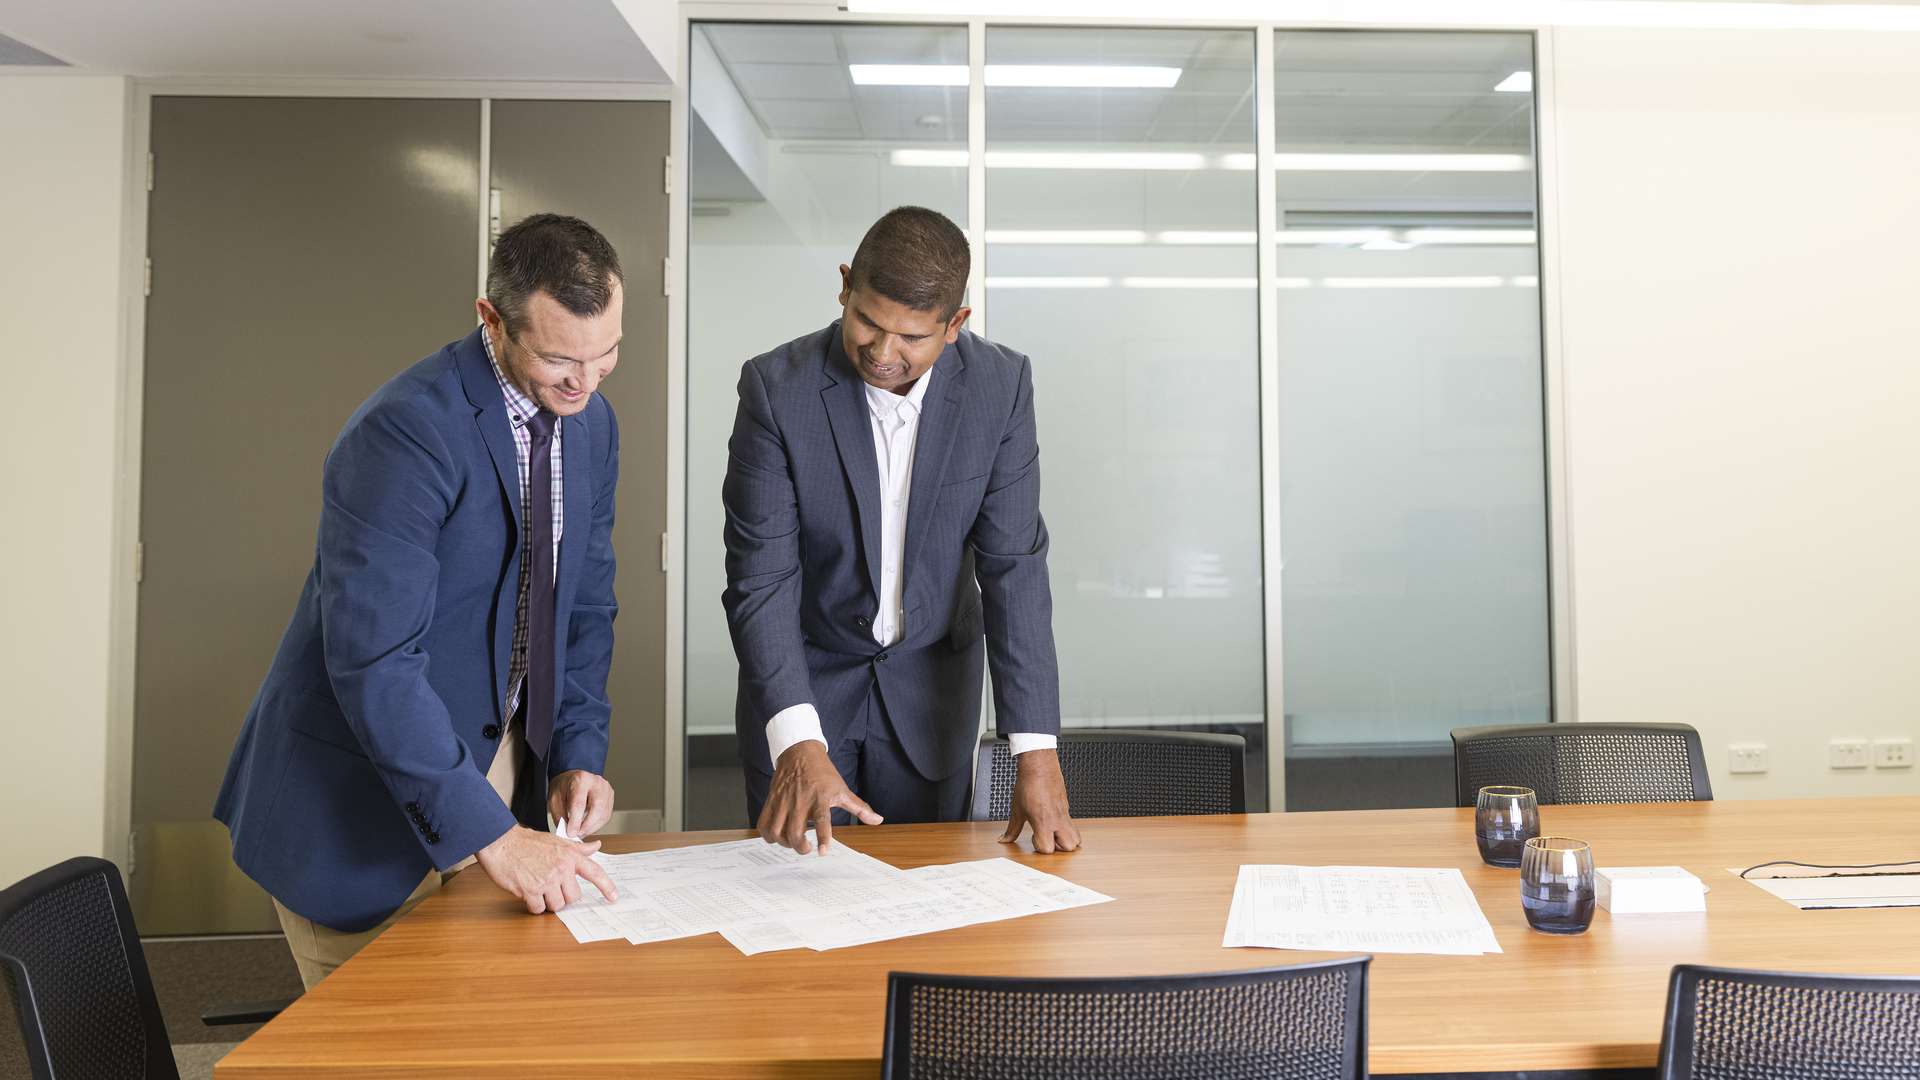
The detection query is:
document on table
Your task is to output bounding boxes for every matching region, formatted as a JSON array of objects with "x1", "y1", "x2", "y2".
[
  {"x1": 1730, "y1": 867, "x2": 1920, "y2": 910},
  {"x1": 555, "y1": 834, "x2": 1111, "y2": 955},
  {"x1": 1223, "y1": 865, "x2": 1502, "y2": 956}
]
